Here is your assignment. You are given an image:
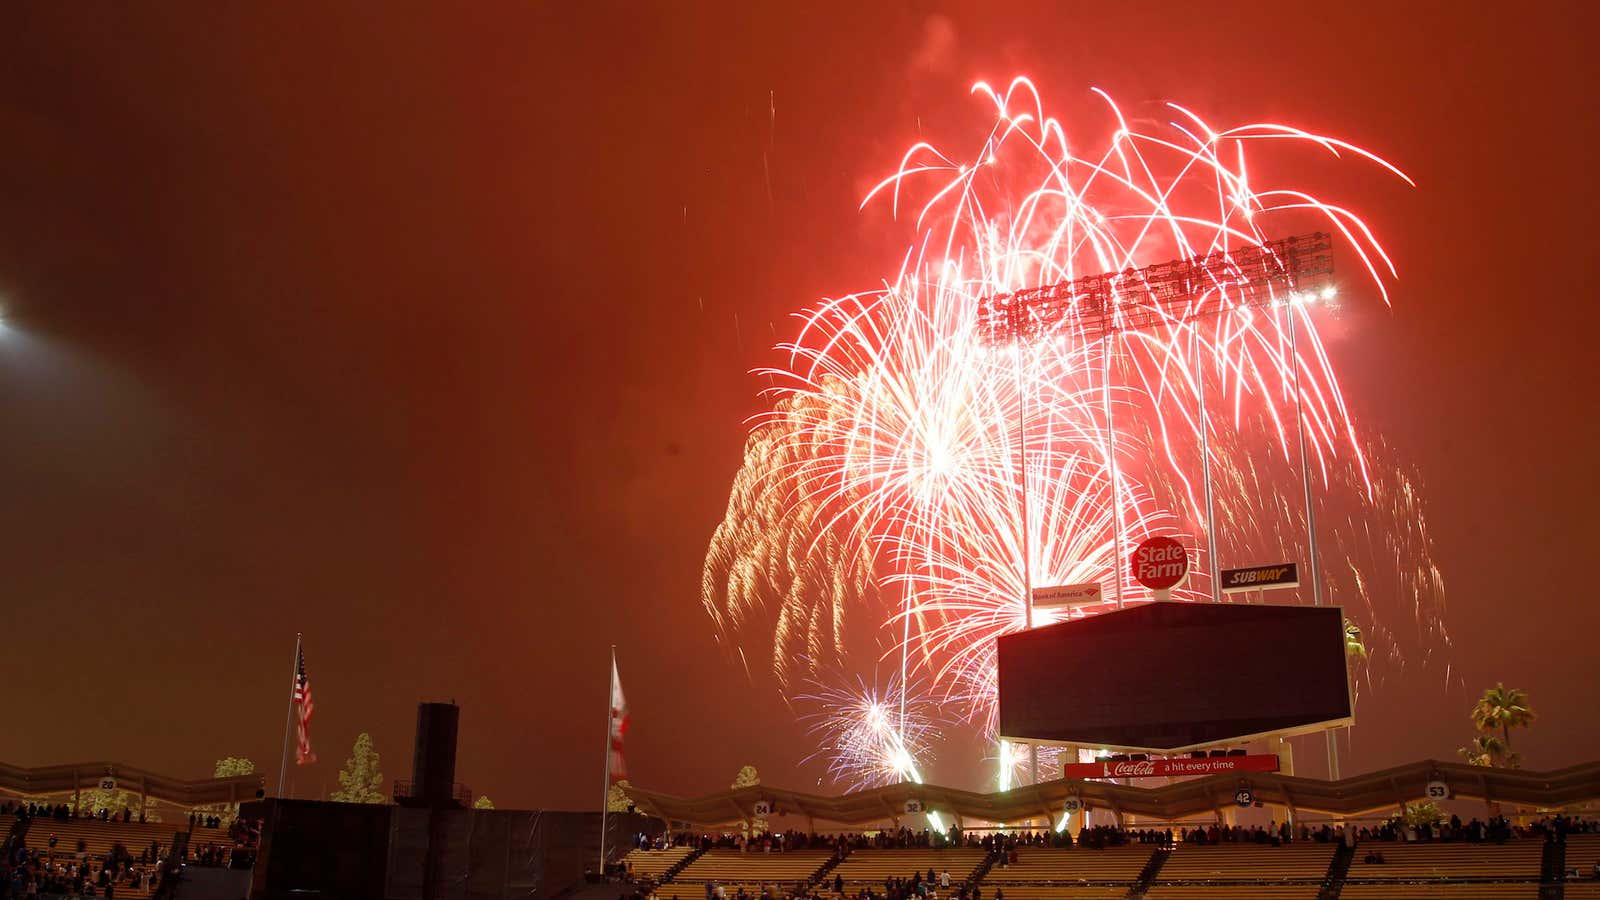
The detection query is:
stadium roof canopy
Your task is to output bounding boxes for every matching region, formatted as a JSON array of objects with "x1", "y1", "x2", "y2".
[
  {"x1": 0, "y1": 761, "x2": 263, "y2": 808},
  {"x1": 626, "y1": 760, "x2": 1600, "y2": 827}
]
